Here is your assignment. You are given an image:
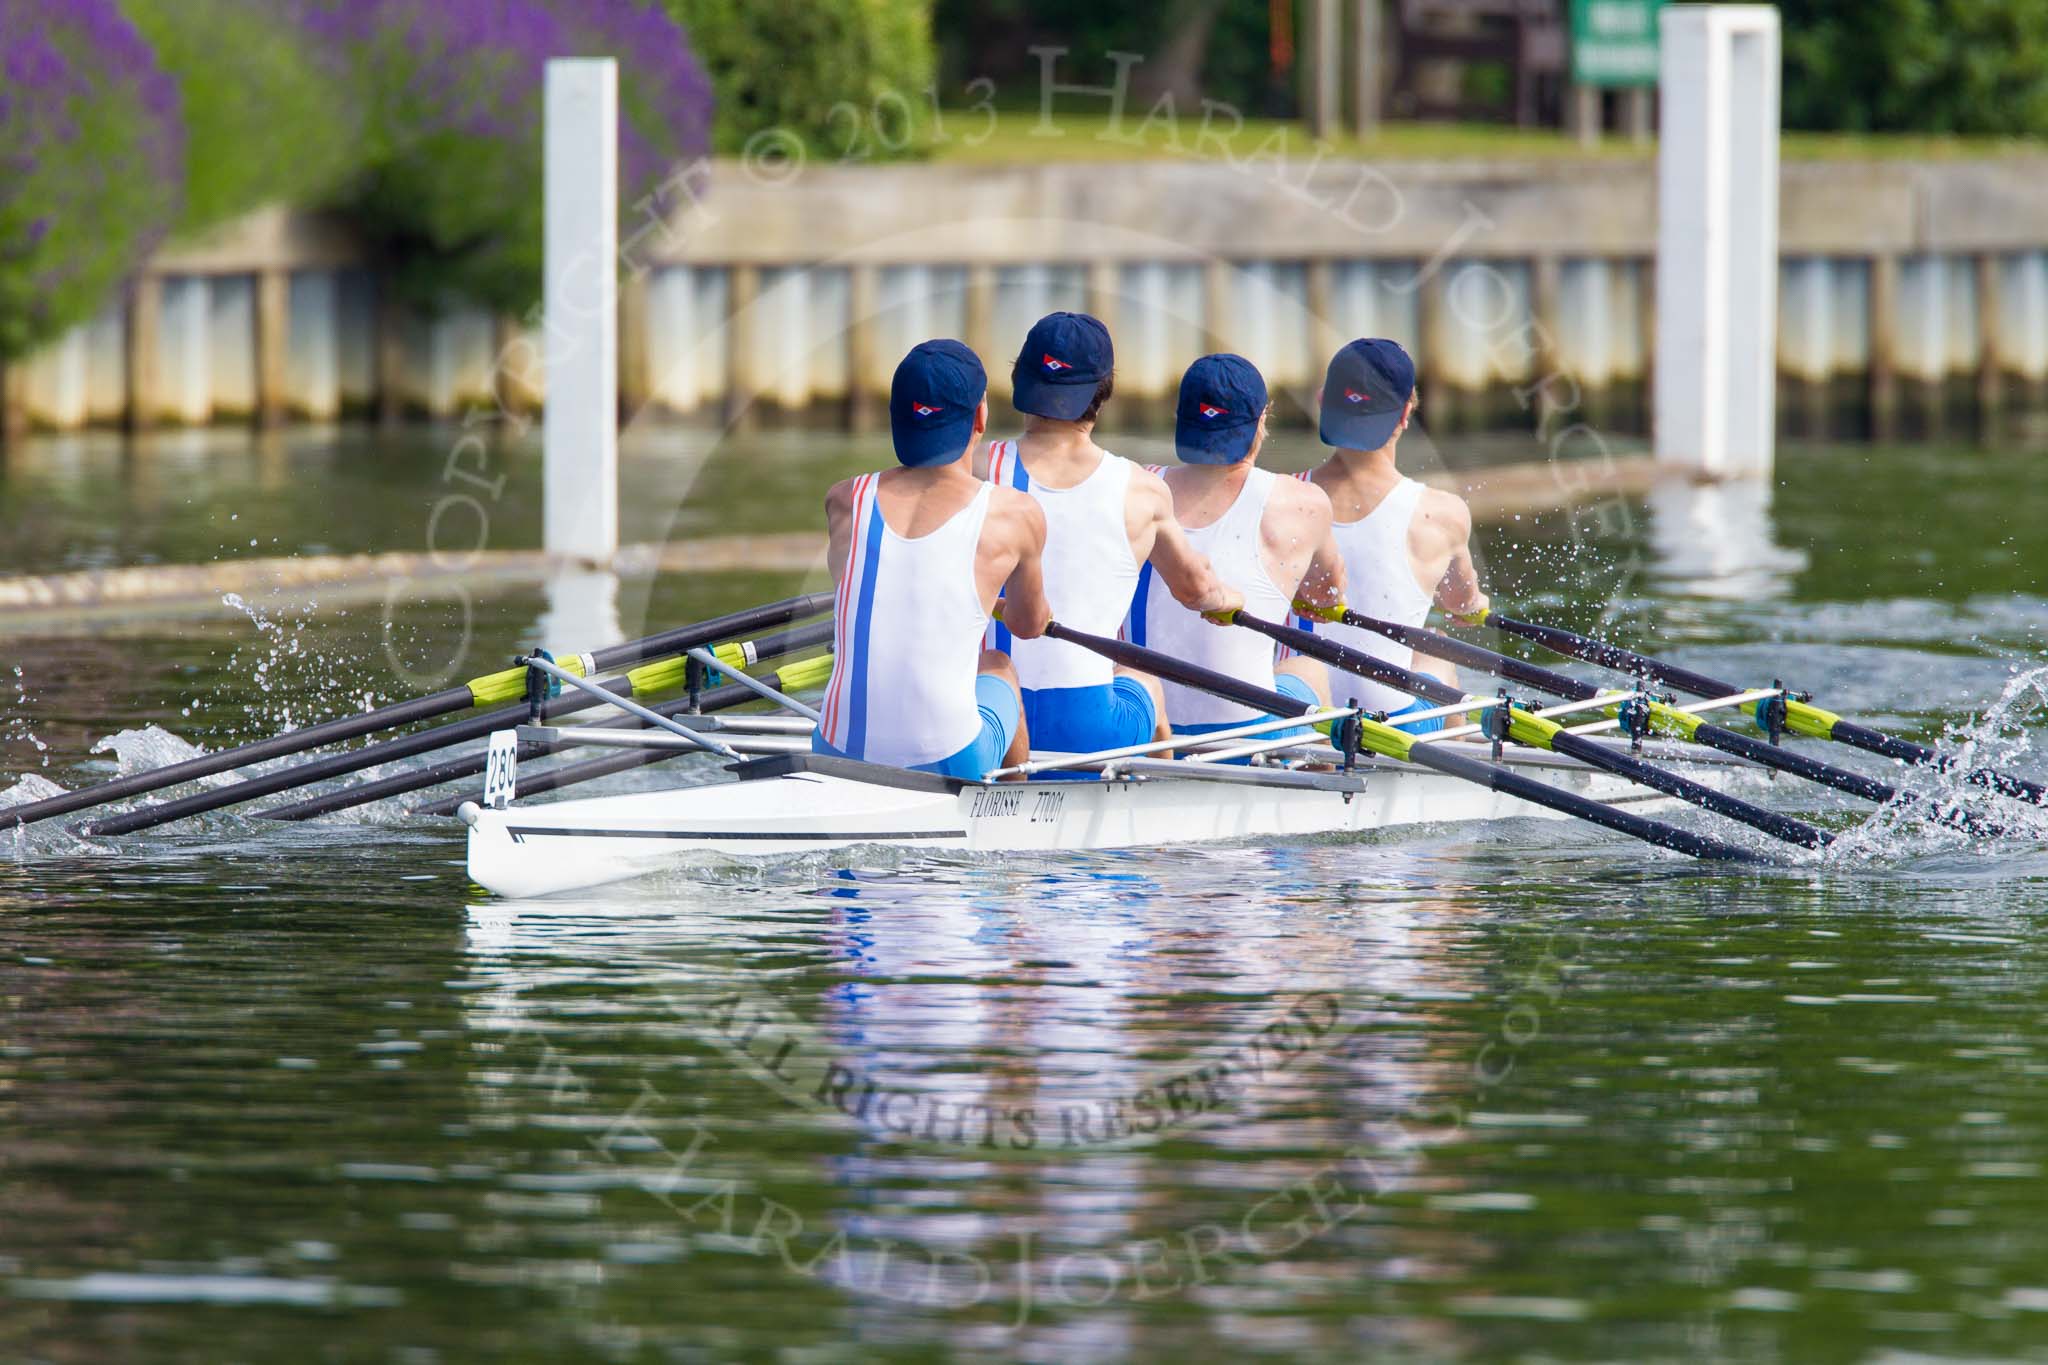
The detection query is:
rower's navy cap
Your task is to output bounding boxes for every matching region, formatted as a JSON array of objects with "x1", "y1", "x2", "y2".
[
  {"x1": 1174, "y1": 353, "x2": 1268, "y2": 465},
  {"x1": 890, "y1": 339, "x2": 985, "y2": 467},
  {"x1": 1011, "y1": 311, "x2": 1113, "y2": 421},
  {"x1": 1319, "y1": 338, "x2": 1415, "y2": 450}
]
